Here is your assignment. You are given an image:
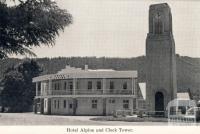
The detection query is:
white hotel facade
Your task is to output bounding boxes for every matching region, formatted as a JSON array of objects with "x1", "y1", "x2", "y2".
[{"x1": 32, "y1": 65, "x2": 144, "y2": 116}]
